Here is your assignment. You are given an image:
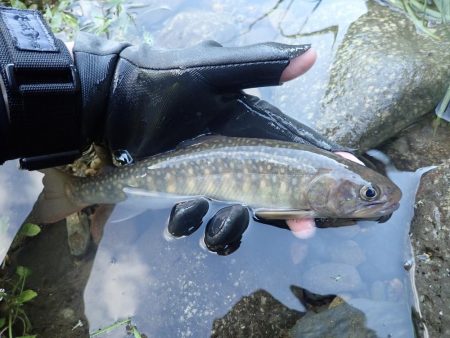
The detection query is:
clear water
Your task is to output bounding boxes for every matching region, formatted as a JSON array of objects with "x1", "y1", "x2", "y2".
[
  {"x1": 0, "y1": 0, "x2": 431, "y2": 337},
  {"x1": 0, "y1": 161, "x2": 42, "y2": 260},
  {"x1": 83, "y1": 165, "x2": 423, "y2": 337}
]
